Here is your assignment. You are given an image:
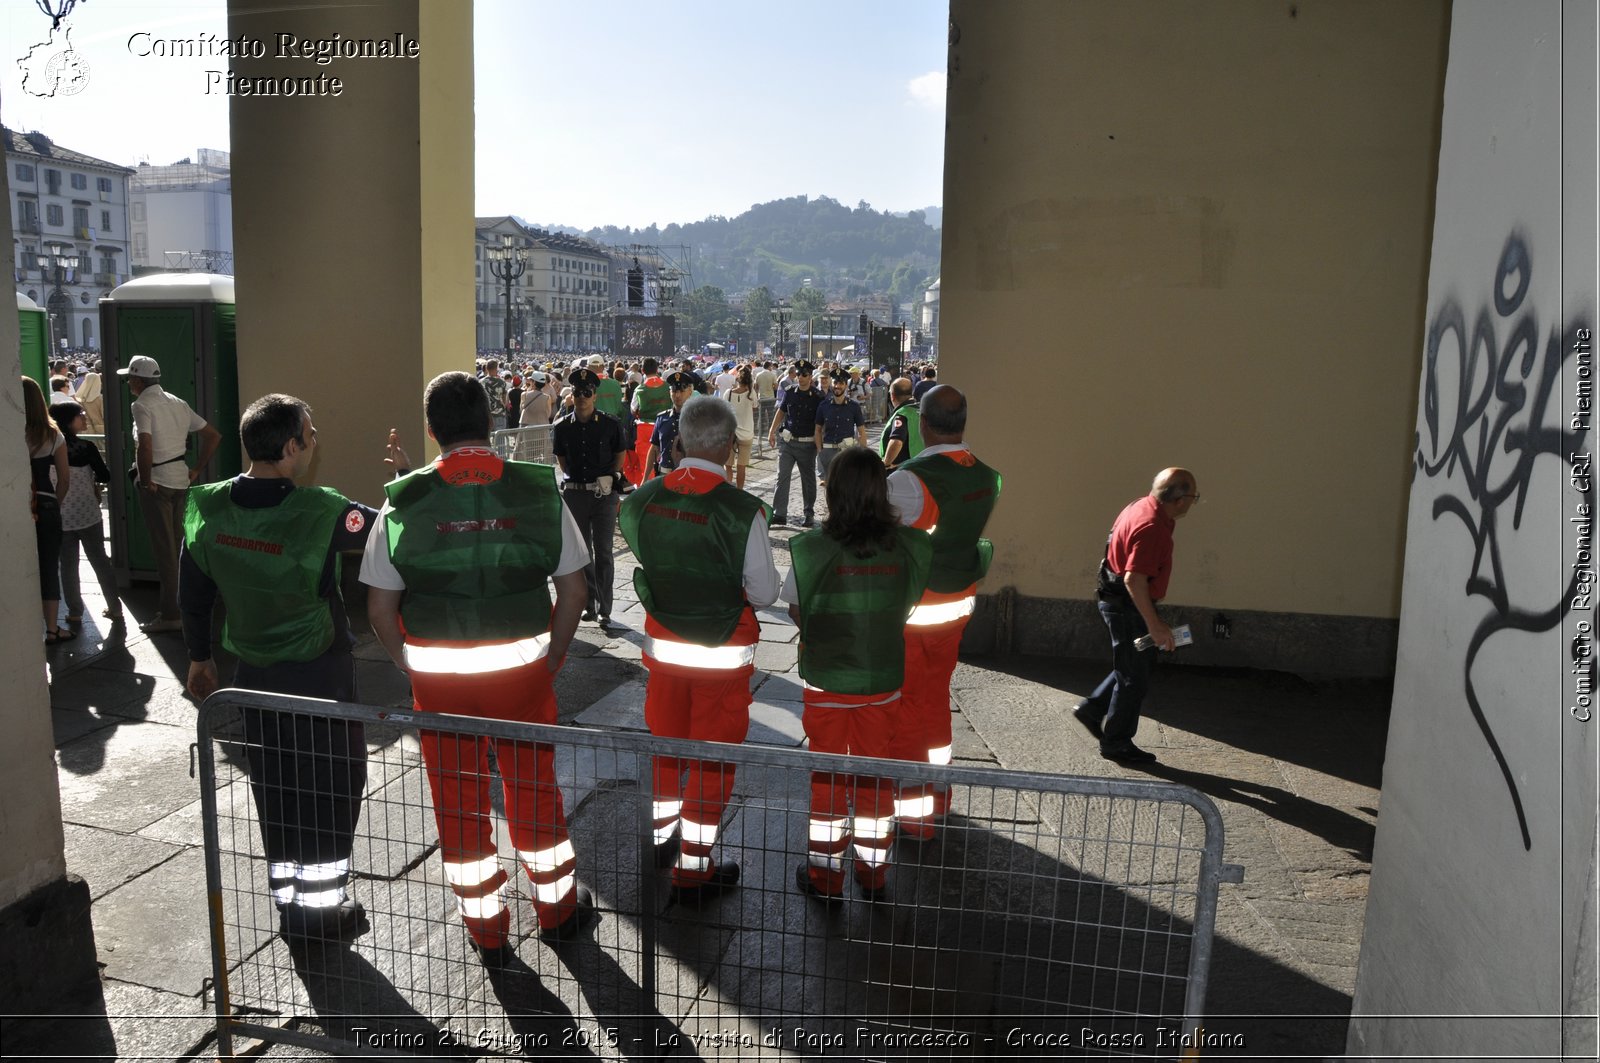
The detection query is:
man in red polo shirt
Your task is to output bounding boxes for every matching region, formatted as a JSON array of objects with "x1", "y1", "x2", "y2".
[{"x1": 1074, "y1": 467, "x2": 1201, "y2": 764}]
